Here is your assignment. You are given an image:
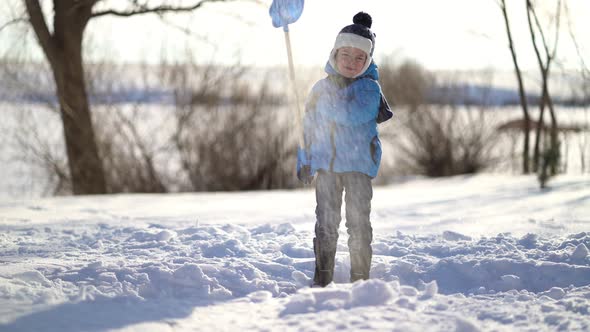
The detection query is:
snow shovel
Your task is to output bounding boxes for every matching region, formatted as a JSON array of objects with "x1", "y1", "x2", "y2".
[{"x1": 269, "y1": 0, "x2": 305, "y2": 146}]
